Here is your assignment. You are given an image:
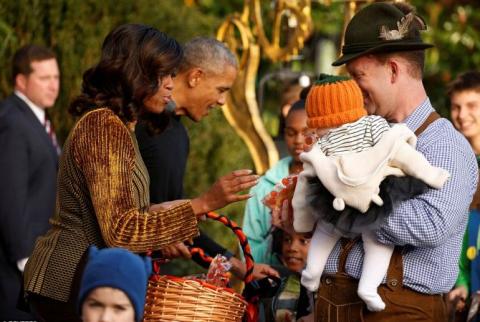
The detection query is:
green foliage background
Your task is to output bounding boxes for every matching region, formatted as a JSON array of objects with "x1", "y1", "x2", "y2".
[{"x1": 0, "y1": 0, "x2": 478, "y2": 275}]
